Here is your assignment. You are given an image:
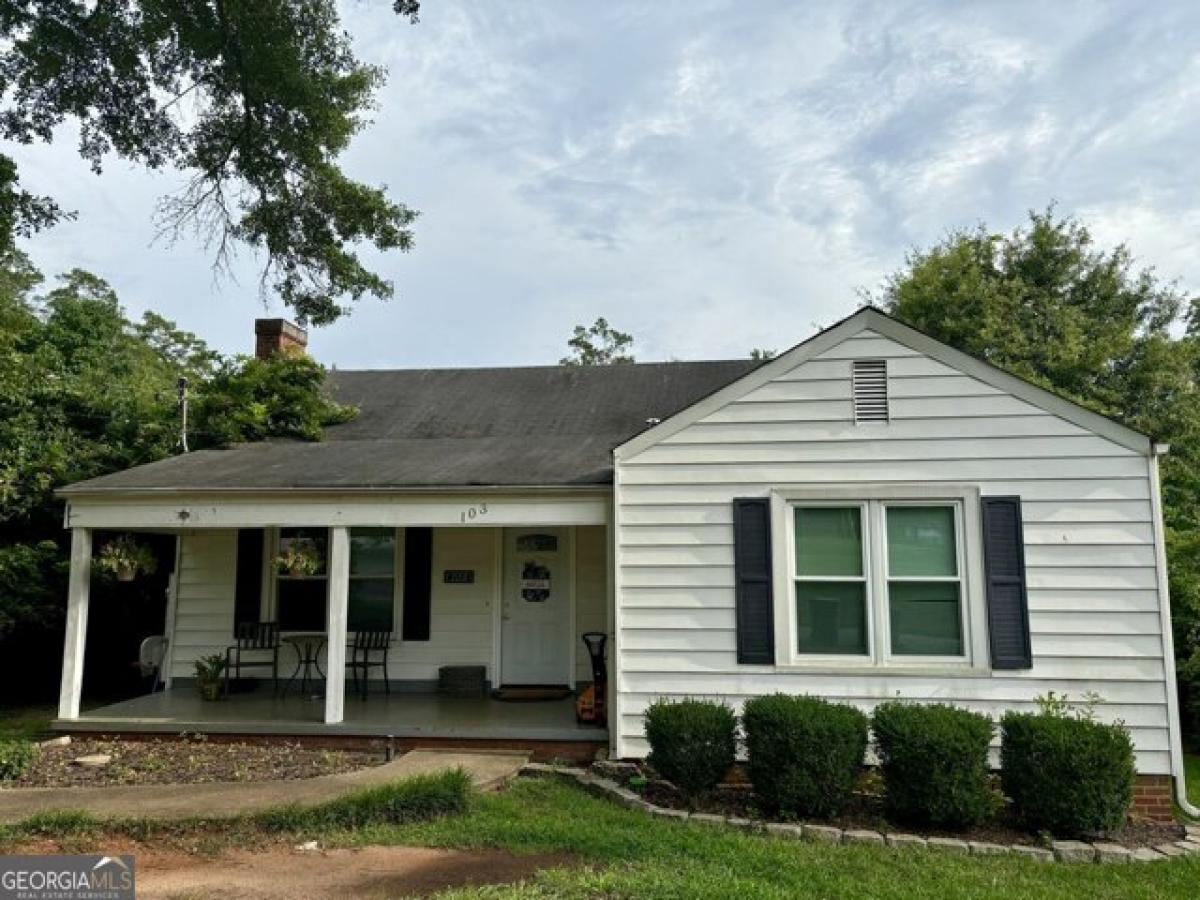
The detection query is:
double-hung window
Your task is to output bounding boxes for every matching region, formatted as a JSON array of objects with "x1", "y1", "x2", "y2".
[
  {"x1": 348, "y1": 528, "x2": 397, "y2": 631},
  {"x1": 884, "y1": 505, "x2": 963, "y2": 656},
  {"x1": 272, "y1": 527, "x2": 399, "y2": 633},
  {"x1": 793, "y1": 505, "x2": 869, "y2": 656},
  {"x1": 784, "y1": 493, "x2": 972, "y2": 666}
]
